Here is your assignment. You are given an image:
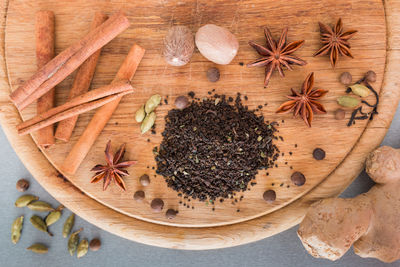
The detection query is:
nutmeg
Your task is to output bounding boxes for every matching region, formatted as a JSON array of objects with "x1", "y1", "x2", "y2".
[
  {"x1": 195, "y1": 24, "x2": 239, "y2": 65},
  {"x1": 163, "y1": 26, "x2": 194, "y2": 66}
]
